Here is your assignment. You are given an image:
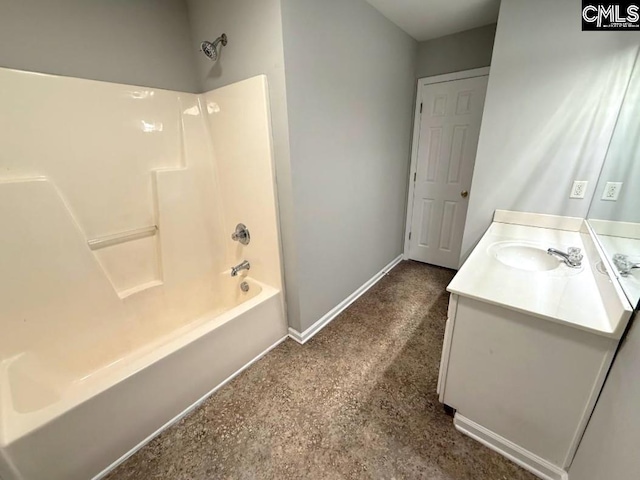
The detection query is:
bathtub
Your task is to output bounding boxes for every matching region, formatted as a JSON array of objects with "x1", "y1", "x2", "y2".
[
  {"x1": 0, "y1": 278, "x2": 287, "y2": 480},
  {"x1": 0, "y1": 70, "x2": 286, "y2": 479}
]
